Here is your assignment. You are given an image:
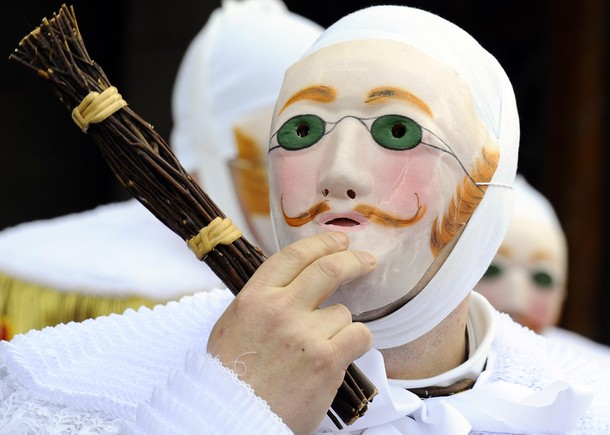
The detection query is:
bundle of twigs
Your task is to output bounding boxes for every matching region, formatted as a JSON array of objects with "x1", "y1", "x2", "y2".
[{"x1": 9, "y1": 4, "x2": 376, "y2": 428}]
